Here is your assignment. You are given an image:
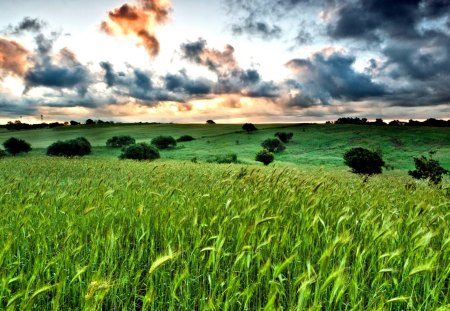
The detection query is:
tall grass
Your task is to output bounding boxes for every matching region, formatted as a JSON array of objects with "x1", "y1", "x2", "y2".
[{"x1": 0, "y1": 157, "x2": 449, "y2": 310}]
